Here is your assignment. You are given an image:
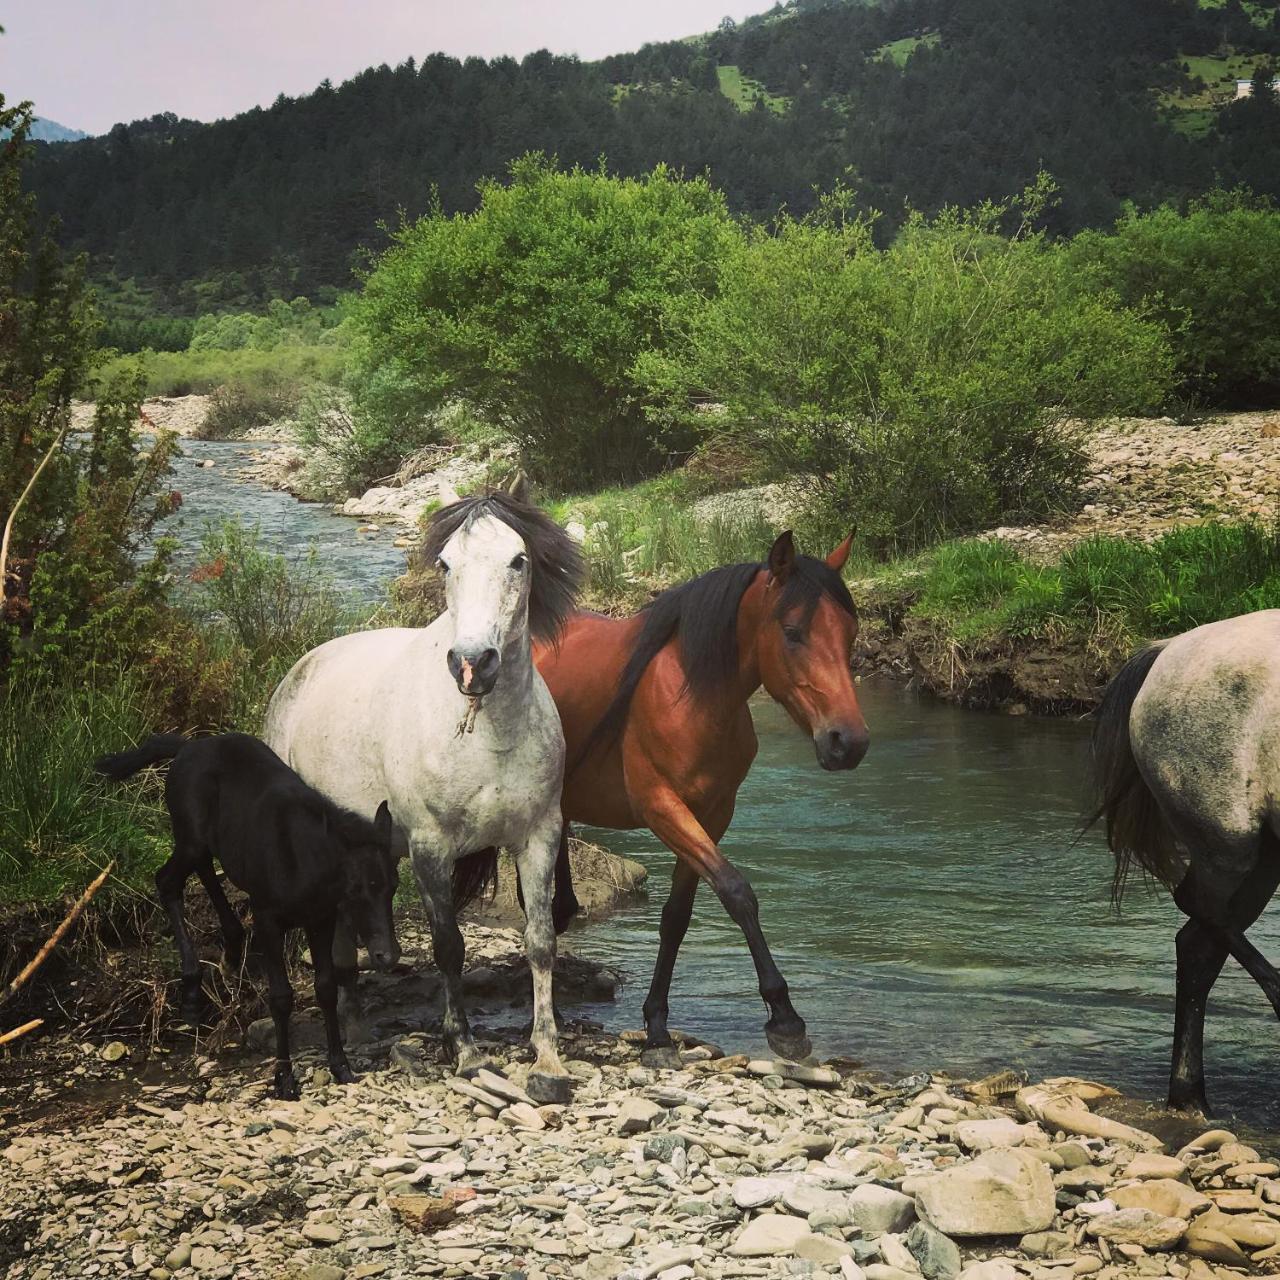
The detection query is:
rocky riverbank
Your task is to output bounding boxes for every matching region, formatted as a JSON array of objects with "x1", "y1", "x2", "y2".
[{"x1": 5, "y1": 954, "x2": 1278, "y2": 1280}]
